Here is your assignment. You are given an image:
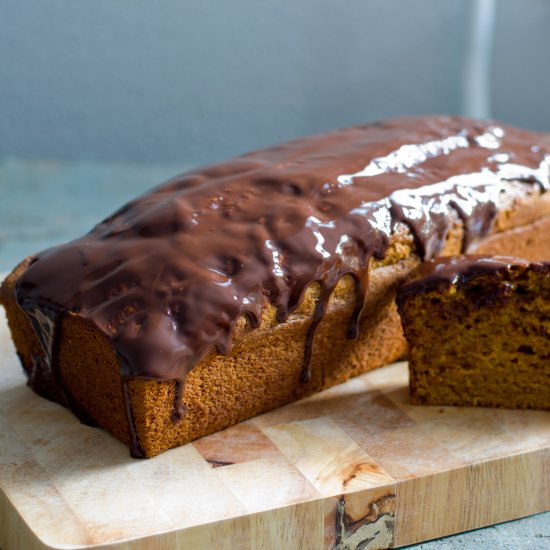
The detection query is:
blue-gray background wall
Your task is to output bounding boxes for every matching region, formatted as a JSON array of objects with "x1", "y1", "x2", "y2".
[{"x1": 1, "y1": 0, "x2": 549, "y2": 167}]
